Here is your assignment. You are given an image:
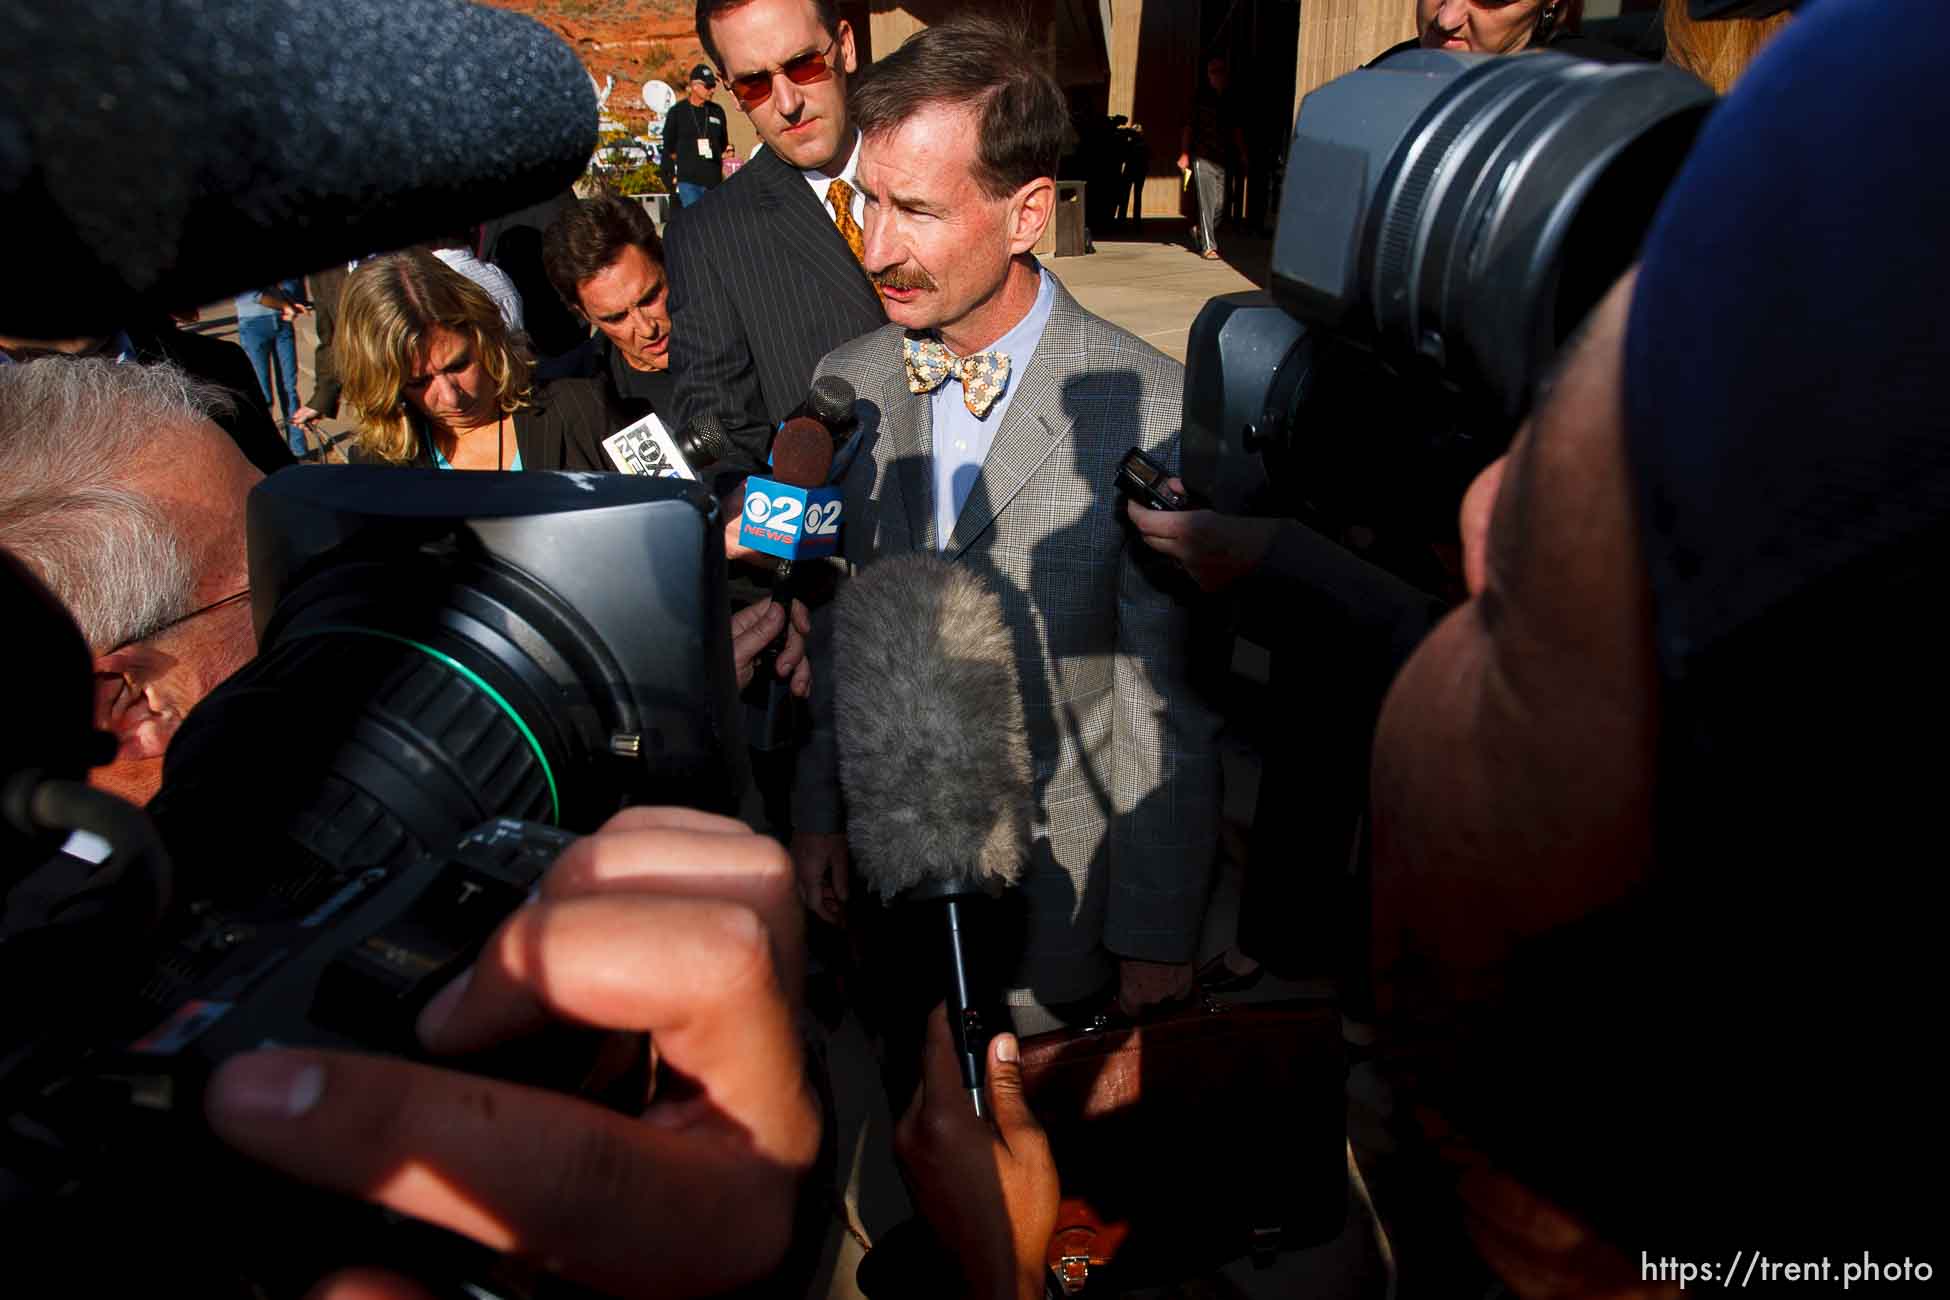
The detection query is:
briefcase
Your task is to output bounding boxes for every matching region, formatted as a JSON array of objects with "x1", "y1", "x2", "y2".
[{"x1": 1017, "y1": 998, "x2": 1347, "y2": 1294}]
